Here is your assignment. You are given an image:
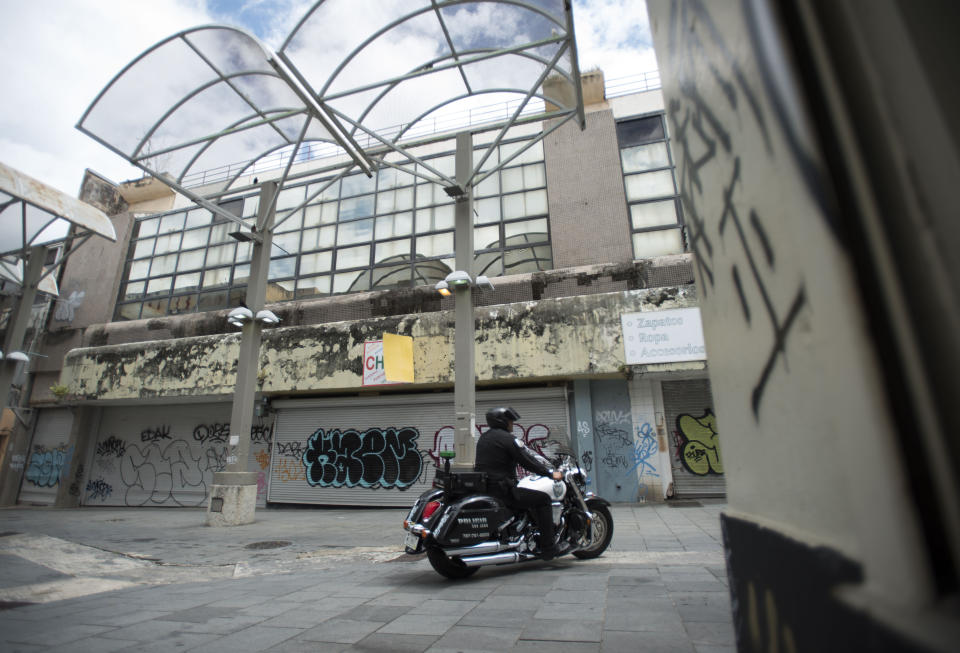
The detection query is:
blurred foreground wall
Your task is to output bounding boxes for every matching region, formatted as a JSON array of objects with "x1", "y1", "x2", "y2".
[{"x1": 647, "y1": 0, "x2": 959, "y2": 650}]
